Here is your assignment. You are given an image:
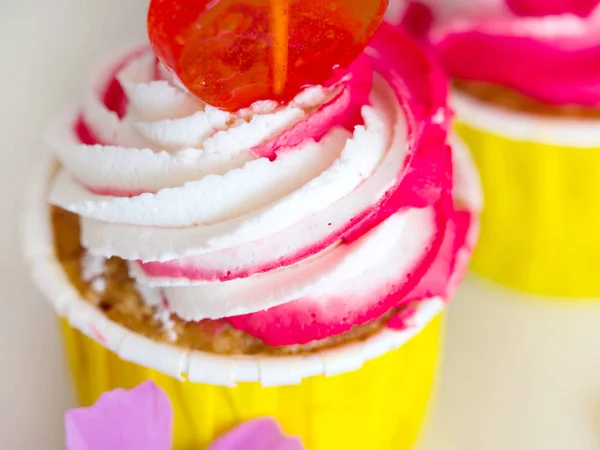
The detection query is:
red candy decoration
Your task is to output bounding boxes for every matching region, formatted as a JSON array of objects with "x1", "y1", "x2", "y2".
[{"x1": 147, "y1": 0, "x2": 388, "y2": 111}]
